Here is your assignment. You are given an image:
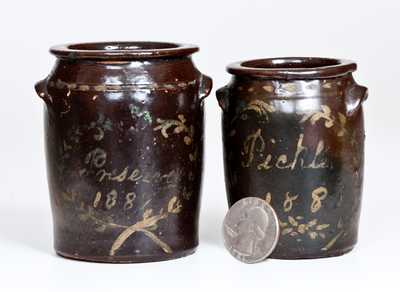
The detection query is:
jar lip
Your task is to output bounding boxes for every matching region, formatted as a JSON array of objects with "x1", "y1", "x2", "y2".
[
  {"x1": 227, "y1": 57, "x2": 357, "y2": 79},
  {"x1": 50, "y1": 41, "x2": 199, "y2": 60}
]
